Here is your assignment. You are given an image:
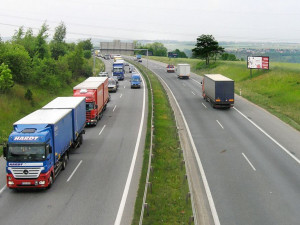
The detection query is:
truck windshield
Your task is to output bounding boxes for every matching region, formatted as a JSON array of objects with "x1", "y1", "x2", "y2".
[
  {"x1": 132, "y1": 78, "x2": 140, "y2": 82},
  {"x1": 113, "y1": 68, "x2": 123, "y2": 73},
  {"x1": 86, "y1": 102, "x2": 94, "y2": 111},
  {"x1": 7, "y1": 144, "x2": 46, "y2": 162}
]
